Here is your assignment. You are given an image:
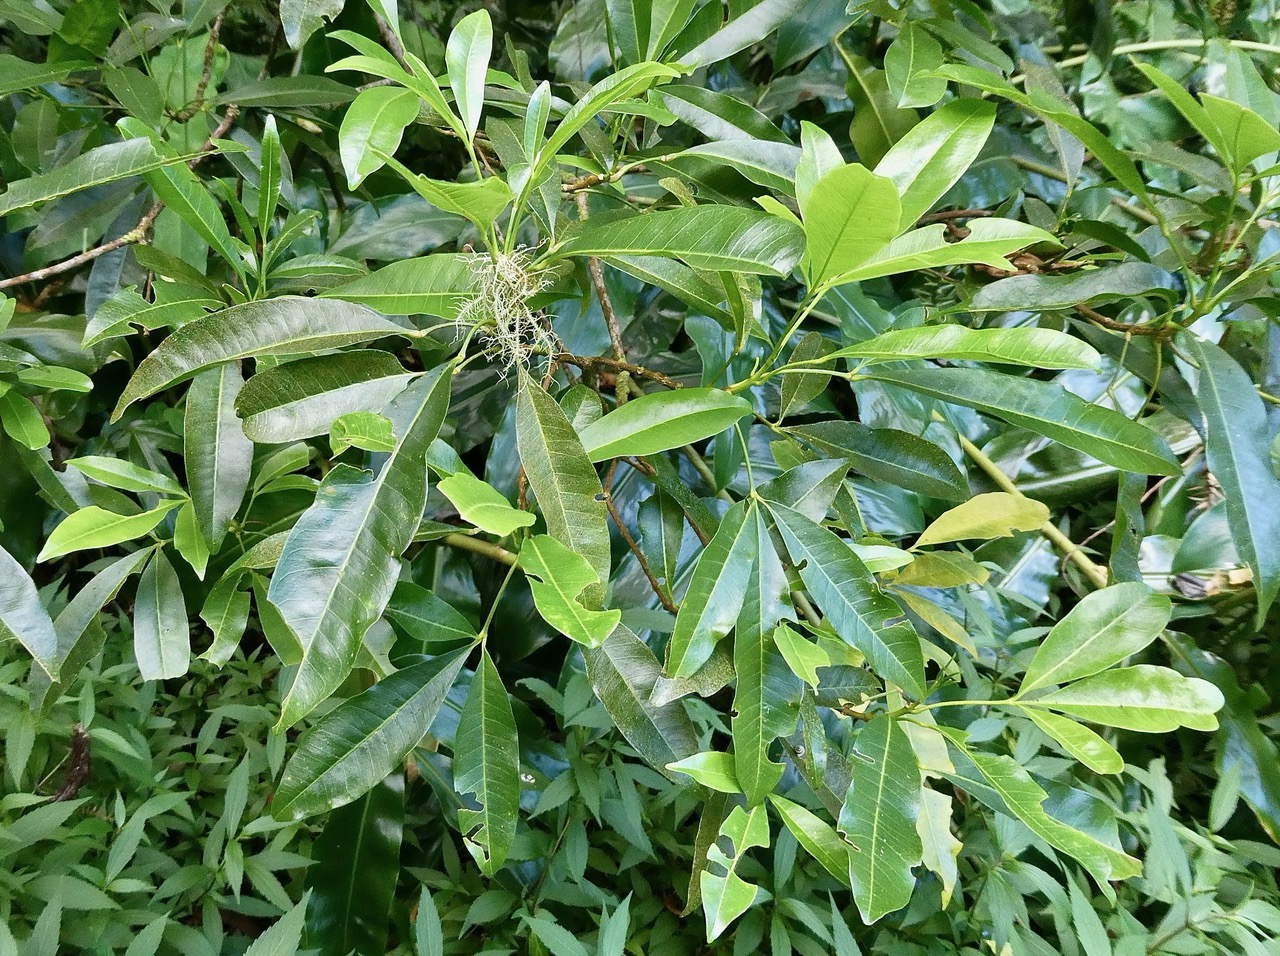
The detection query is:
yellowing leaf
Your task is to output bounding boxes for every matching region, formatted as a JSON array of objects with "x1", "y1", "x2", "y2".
[{"x1": 914, "y1": 493, "x2": 1049, "y2": 549}]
